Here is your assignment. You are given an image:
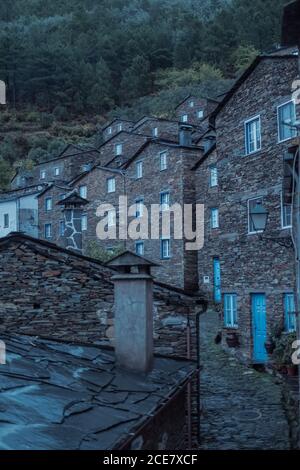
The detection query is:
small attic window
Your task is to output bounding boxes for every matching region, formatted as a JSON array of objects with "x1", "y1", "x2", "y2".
[
  {"x1": 197, "y1": 110, "x2": 204, "y2": 119},
  {"x1": 189, "y1": 101, "x2": 194, "y2": 108}
]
